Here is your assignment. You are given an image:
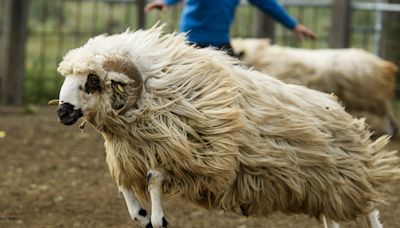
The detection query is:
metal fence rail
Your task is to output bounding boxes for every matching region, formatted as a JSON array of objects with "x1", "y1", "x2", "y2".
[{"x1": 1, "y1": 0, "x2": 399, "y2": 104}]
